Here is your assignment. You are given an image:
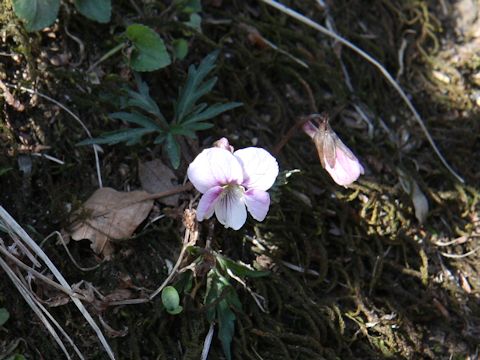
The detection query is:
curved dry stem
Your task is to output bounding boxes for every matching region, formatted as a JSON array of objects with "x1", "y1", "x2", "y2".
[
  {"x1": 0, "y1": 256, "x2": 78, "y2": 359},
  {"x1": 258, "y1": 0, "x2": 464, "y2": 184},
  {"x1": 0, "y1": 206, "x2": 116, "y2": 360}
]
